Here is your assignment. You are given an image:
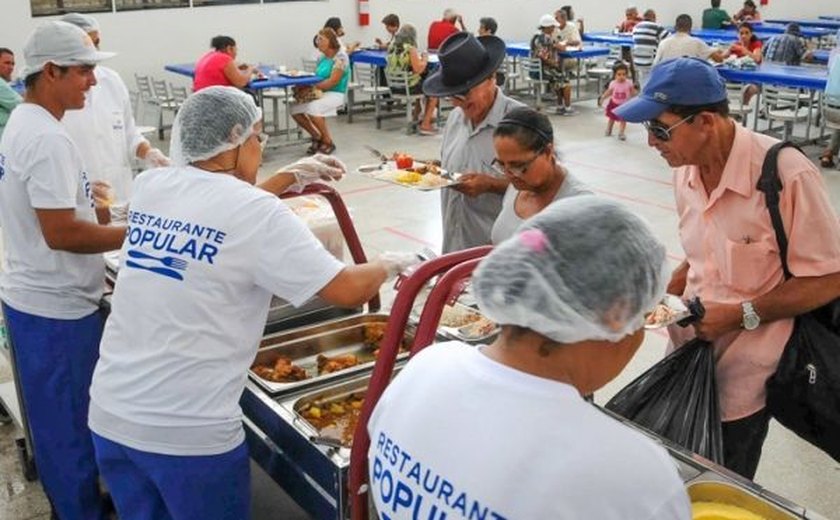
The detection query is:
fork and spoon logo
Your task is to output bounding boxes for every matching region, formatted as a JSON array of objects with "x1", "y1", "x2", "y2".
[{"x1": 125, "y1": 249, "x2": 189, "y2": 281}]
